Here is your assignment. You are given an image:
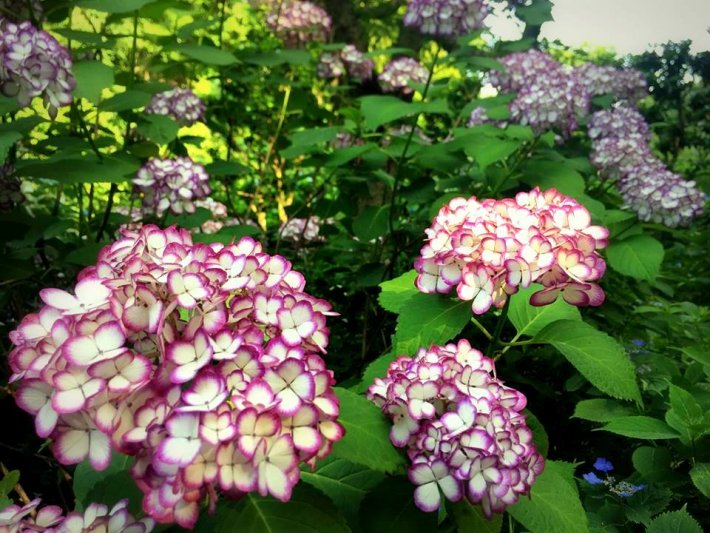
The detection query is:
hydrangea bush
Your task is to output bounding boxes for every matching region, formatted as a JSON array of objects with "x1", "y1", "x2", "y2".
[{"x1": 145, "y1": 88, "x2": 206, "y2": 126}]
